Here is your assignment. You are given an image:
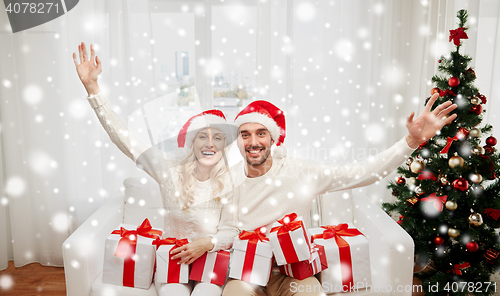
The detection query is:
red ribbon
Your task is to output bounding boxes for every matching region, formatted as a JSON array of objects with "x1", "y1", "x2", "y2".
[
  {"x1": 278, "y1": 244, "x2": 328, "y2": 280},
  {"x1": 449, "y1": 262, "x2": 470, "y2": 275},
  {"x1": 421, "y1": 193, "x2": 447, "y2": 211},
  {"x1": 151, "y1": 237, "x2": 189, "y2": 283},
  {"x1": 270, "y1": 213, "x2": 311, "y2": 264},
  {"x1": 439, "y1": 89, "x2": 456, "y2": 97},
  {"x1": 449, "y1": 27, "x2": 468, "y2": 46},
  {"x1": 110, "y1": 219, "x2": 162, "y2": 287},
  {"x1": 190, "y1": 251, "x2": 230, "y2": 285},
  {"x1": 418, "y1": 141, "x2": 428, "y2": 150},
  {"x1": 440, "y1": 127, "x2": 469, "y2": 154},
  {"x1": 417, "y1": 171, "x2": 436, "y2": 181},
  {"x1": 311, "y1": 224, "x2": 363, "y2": 287},
  {"x1": 238, "y1": 228, "x2": 269, "y2": 282},
  {"x1": 478, "y1": 93, "x2": 487, "y2": 104},
  {"x1": 485, "y1": 208, "x2": 500, "y2": 221}
]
